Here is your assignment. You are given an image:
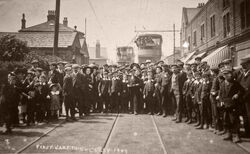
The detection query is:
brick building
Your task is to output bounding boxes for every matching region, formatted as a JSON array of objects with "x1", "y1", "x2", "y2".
[
  {"x1": 180, "y1": 0, "x2": 250, "y2": 67},
  {"x1": 88, "y1": 40, "x2": 108, "y2": 66},
  {"x1": 0, "y1": 10, "x2": 89, "y2": 64}
]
